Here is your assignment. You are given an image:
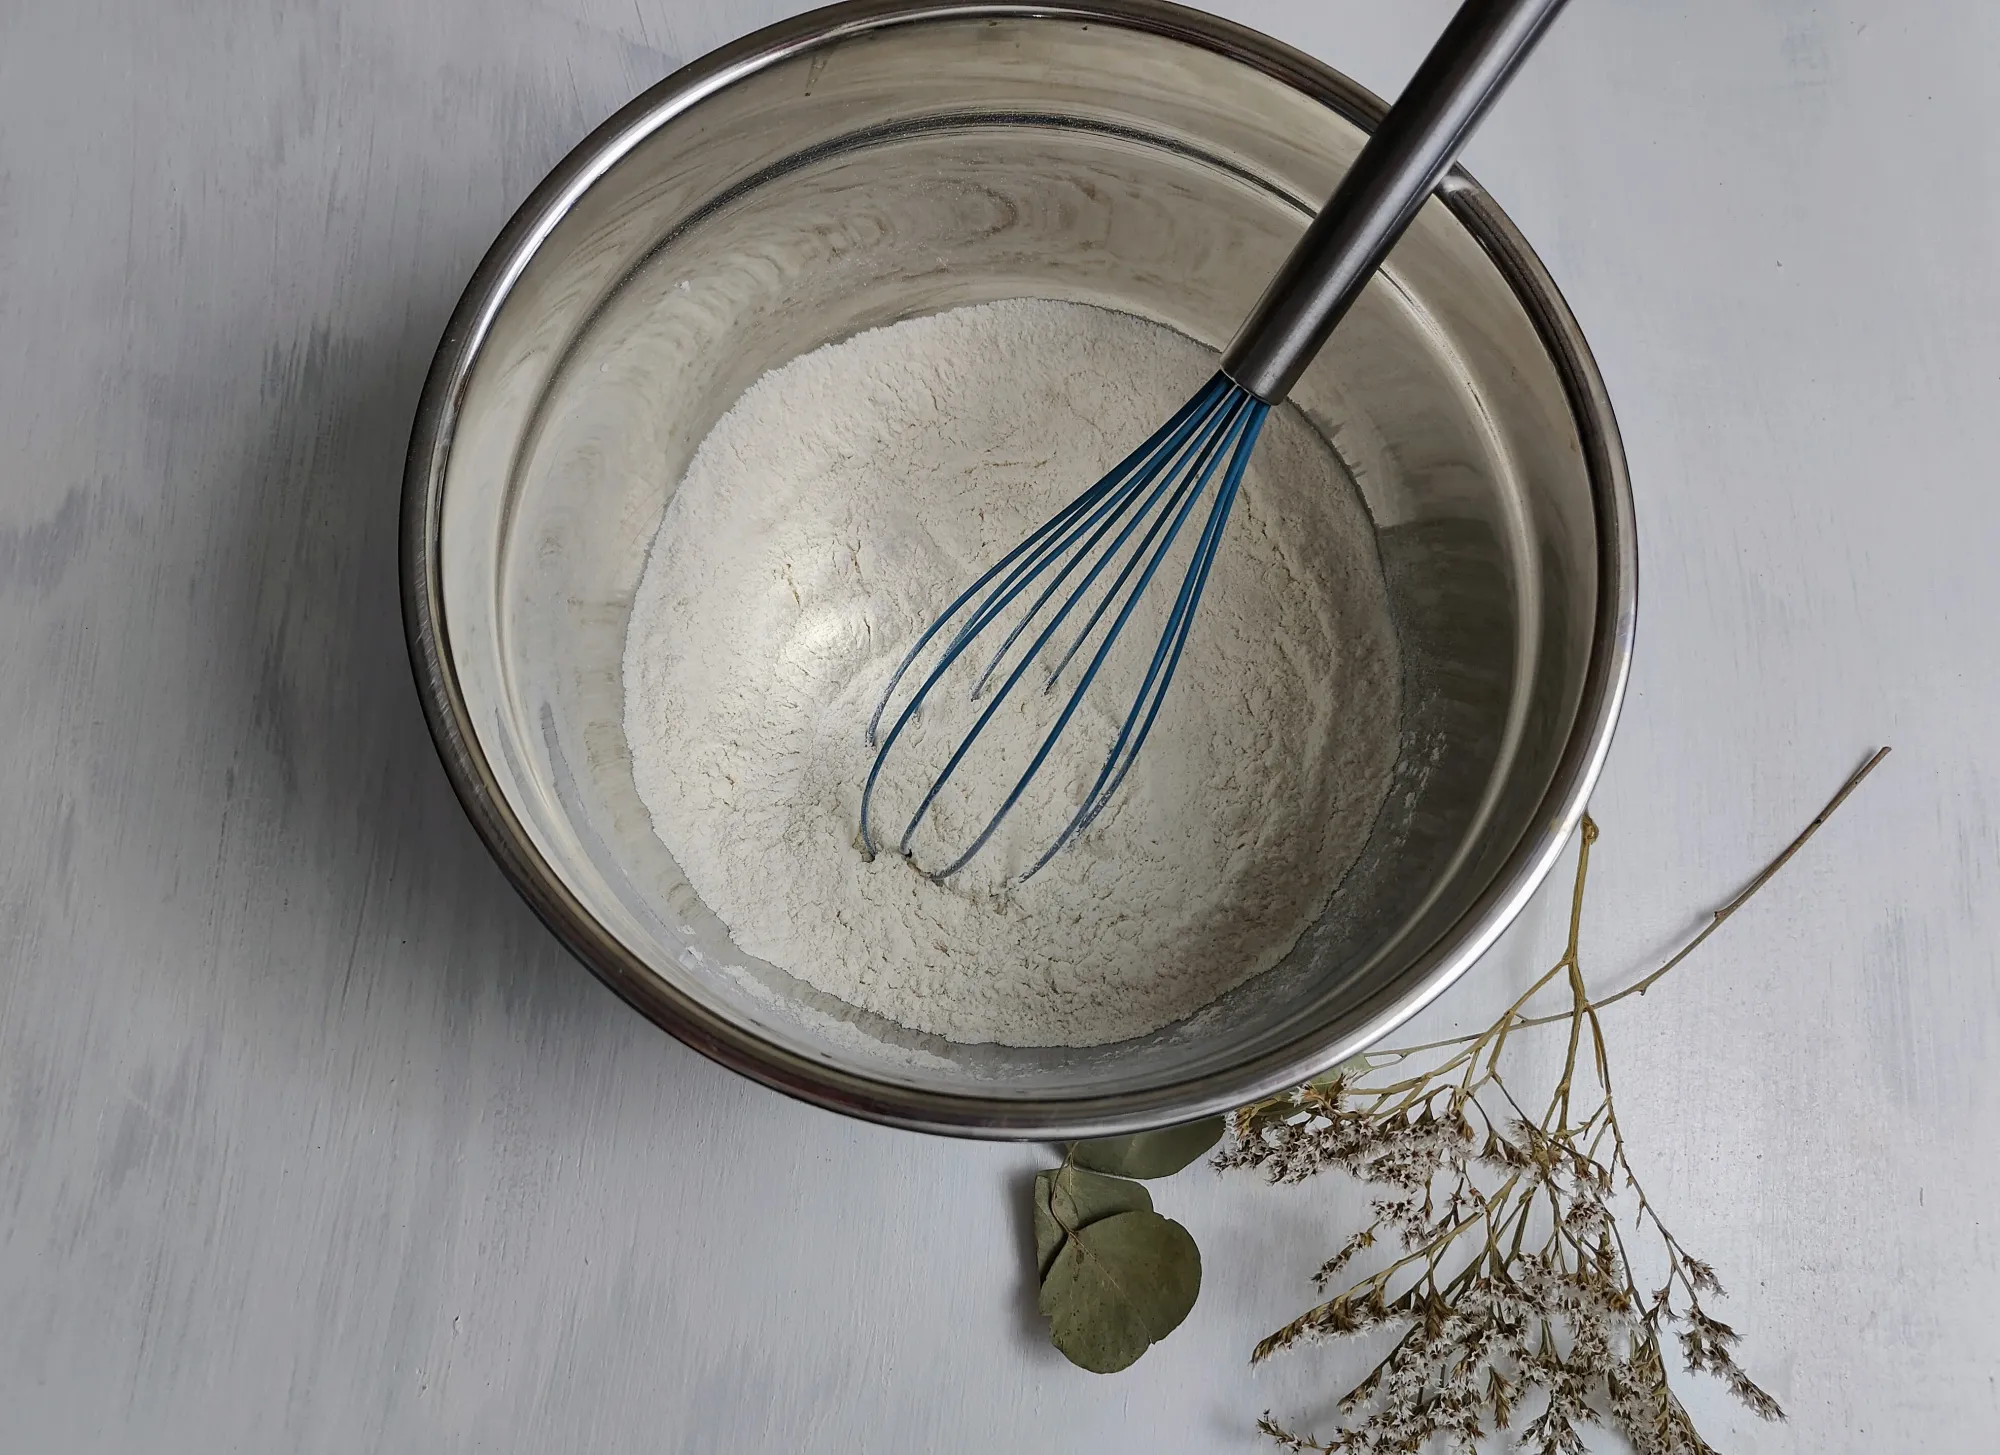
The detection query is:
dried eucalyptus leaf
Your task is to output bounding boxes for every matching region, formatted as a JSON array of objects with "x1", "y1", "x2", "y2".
[
  {"x1": 1032, "y1": 1171, "x2": 1064, "y2": 1277},
  {"x1": 1032, "y1": 1167, "x2": 1151, "y2": 1277},
  {"x1": 1038, "y1": 1210, "x2": 1201, "y2": 1373},
  {"x1": 1072, "y1": 1117, "x2": 1225, "y2": 1179},
  {"x1": 1053, "y1": 1165, "x2": 1153, "y2": 1227}
]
